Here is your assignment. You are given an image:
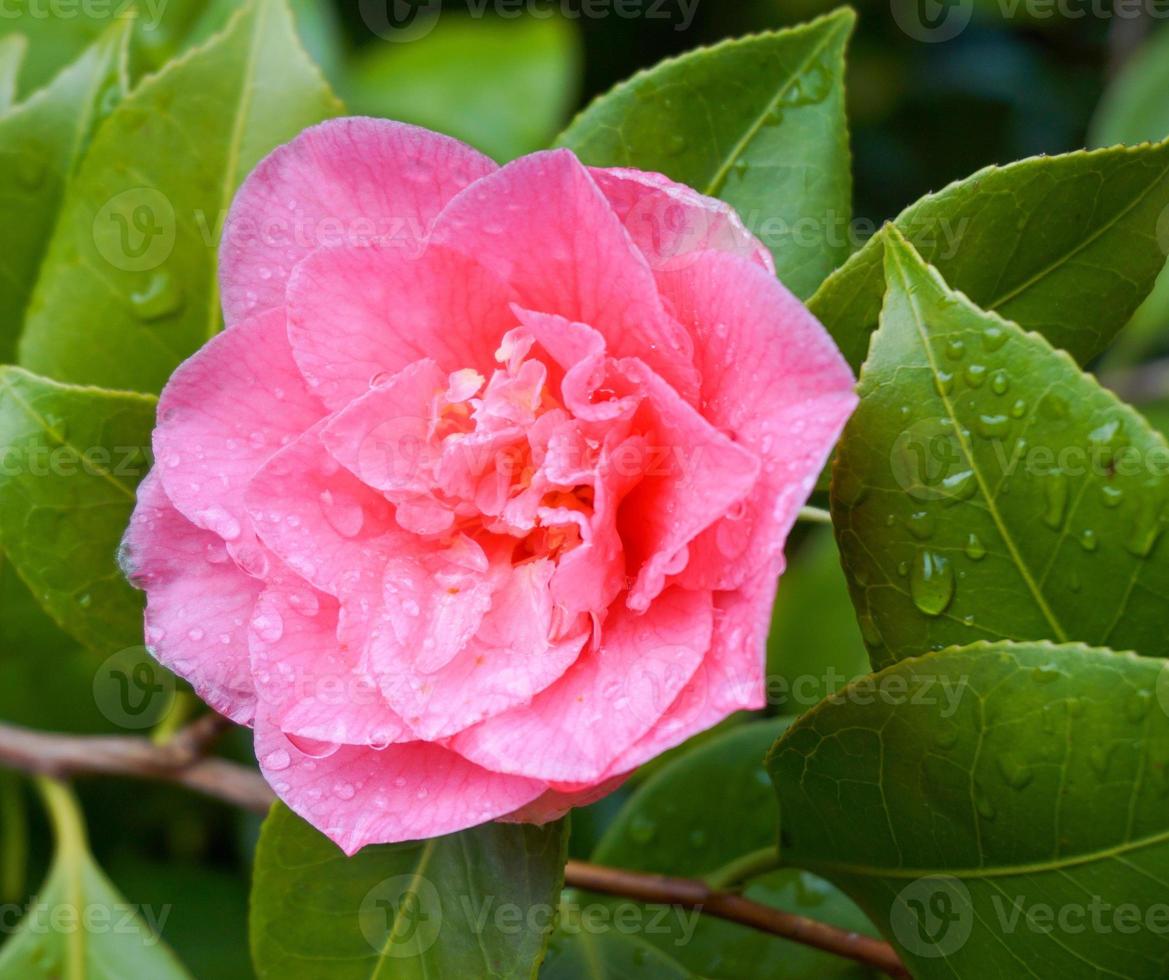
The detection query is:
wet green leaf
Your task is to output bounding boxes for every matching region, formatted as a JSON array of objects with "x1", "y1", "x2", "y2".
[
  {"x1": 810, "y1": 142, "x2": 1169, "y2": 370},
  {"x1": 17, "y1": 0, "x2": 341, "y2": 394},
  {"x1": 768, "y1": 641, "x2": 1169, "y2": 979},
  {"x1": 0, "y1": 366, "x2": 154, "y2": 652},
  {"x1": 0, "y1": 22, "x2": 127, "y2": 362},
  {"x1": 251, "y1": 803, "x2": 567, "y2": 979},
  {"x1": 558, "y1": 9, "x2": 853, "y2": 299},
  {"x1": 832, "y1": 231, "x2": 1169, "y2": 667}
]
